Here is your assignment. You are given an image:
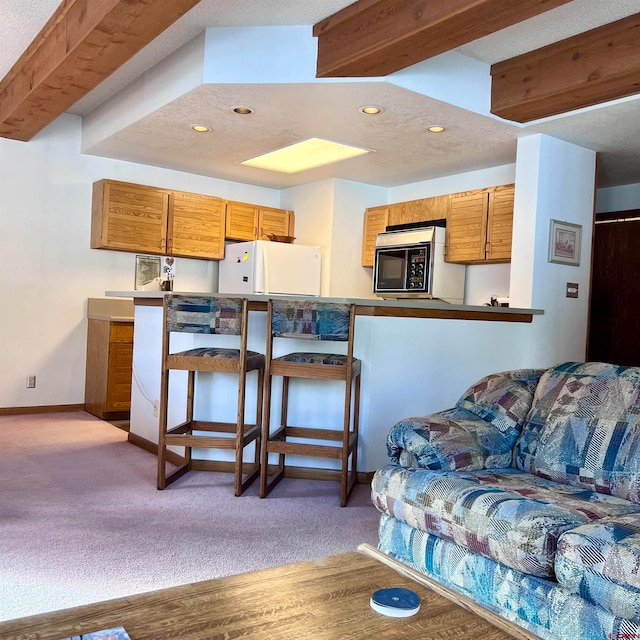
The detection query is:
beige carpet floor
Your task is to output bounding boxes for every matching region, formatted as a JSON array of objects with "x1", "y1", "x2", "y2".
[{"x1": 0, "y1": 411, "x2": 380, "y2": 623}]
